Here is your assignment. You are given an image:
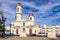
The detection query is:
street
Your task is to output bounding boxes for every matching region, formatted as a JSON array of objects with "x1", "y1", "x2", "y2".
[{"x1": 0, "y1": 36, "x2": 60, "y2": 40}]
